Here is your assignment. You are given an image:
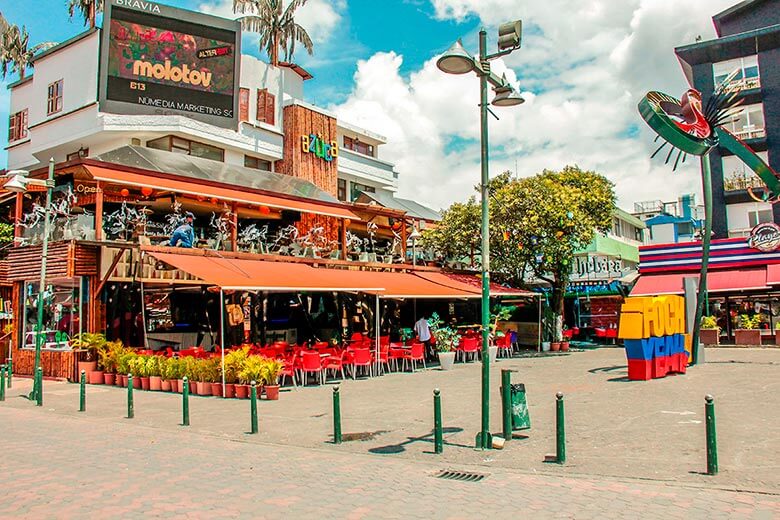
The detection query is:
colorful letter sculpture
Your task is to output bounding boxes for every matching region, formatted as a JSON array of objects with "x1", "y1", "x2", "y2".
[{"x1": 618, "y1": 296, "x2": 690, "y2": 381}]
